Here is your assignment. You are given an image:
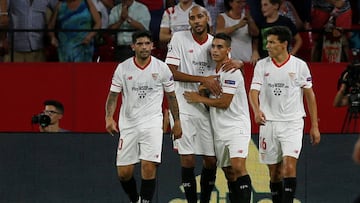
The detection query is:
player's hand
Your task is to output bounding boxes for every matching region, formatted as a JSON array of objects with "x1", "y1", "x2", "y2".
[
  {"x1": 353, "y1": 138, "x2": 360, "y2": 164},
  {"x1": 105, "y1": 117, "x2": 119, "y2": 136},
  {"x1": 309, "y1": 127, "x2": 320, "y2": 146},
  {"x1": 221, "y1": 59, "x2": 244, "y2": 73},
  {"x1": 250, "y1": 51, "x2": 260, "y2": 66},
  {"x1": 254, "y1": 110, "x2": 266, "y2": 125},
  {"x1": 201, "y1": 75, "x2": 221, "y2": 96},
  {"x1": 171, "y1": 119, "x2": 182, "y2": 140},
  {"x1": 183, "y1": 91, "x2": 202, "y2": 103}
]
